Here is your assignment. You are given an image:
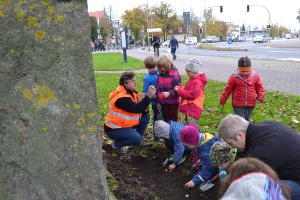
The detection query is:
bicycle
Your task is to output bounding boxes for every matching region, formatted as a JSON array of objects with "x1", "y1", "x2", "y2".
[{"x1": 153, "y1": 45, "x2": 159, "y2": 58}]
